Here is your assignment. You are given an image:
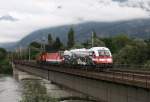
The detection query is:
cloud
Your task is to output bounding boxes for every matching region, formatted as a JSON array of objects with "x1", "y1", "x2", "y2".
[
  {"x1": 0, "y1": 14, "x2": 18, "y2": 21},
  {"x1": 0, "y1": 0, "x2": 149, "y2": 43},
  {"x1": 117, "y1": 0, "x2": 150, "y2": 12}
]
